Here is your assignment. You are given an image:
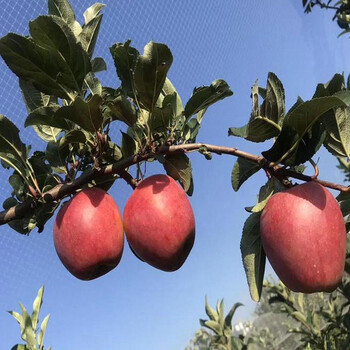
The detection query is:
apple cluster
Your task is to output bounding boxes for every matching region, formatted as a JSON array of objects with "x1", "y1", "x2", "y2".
[
  {"x1": 54, "y1": 175, "x2": 346, "y2": 295},
  {"x1": 53, "y1": 174, "x2": 195, "y2": 280}
]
